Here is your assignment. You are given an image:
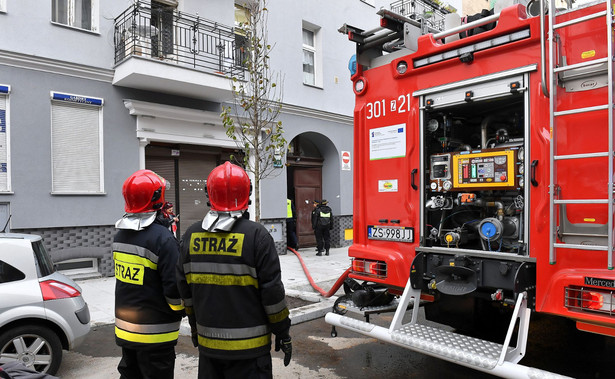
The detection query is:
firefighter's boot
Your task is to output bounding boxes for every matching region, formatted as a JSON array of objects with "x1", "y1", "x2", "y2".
[
  {"x1": 316, "y1": 251, "x2": 323, "y2": 256},
  {"x1": 325, "y1": 250, "x2": 329, "y2": 256}
]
